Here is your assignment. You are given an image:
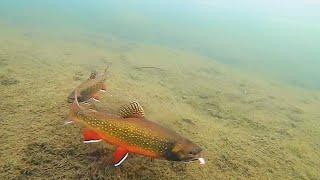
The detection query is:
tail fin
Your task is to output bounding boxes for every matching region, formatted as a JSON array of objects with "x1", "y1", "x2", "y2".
[
  {"x1": 66, "y1": 89, "x2": 81, "y2": 125},
  {"x1": 71, "y1": 89, "x2": 81, "y2": 112}
]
